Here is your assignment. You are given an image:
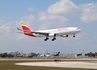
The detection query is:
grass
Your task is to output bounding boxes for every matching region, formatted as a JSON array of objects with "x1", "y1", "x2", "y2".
[{"x1": 0, "y1": 60, "x2": 96, "y2": 70}]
